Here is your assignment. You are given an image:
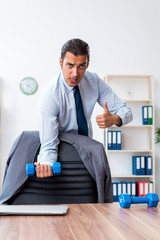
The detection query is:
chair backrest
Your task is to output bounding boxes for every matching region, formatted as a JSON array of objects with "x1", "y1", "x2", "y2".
[{"x1": 8, "y1": 141, "x2": 98, "y2": 204}]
